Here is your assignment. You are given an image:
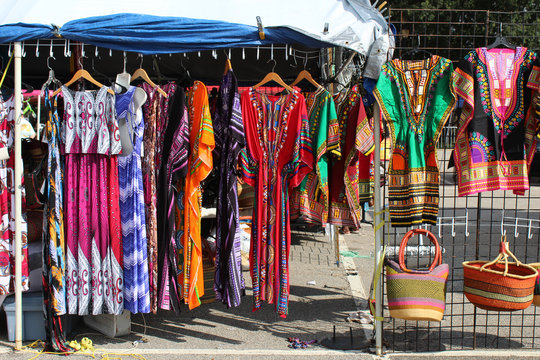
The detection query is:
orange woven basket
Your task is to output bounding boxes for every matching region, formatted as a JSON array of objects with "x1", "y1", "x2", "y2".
[{"x1": 463, "y1": 236, "x2": 538, "y2": 312}]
